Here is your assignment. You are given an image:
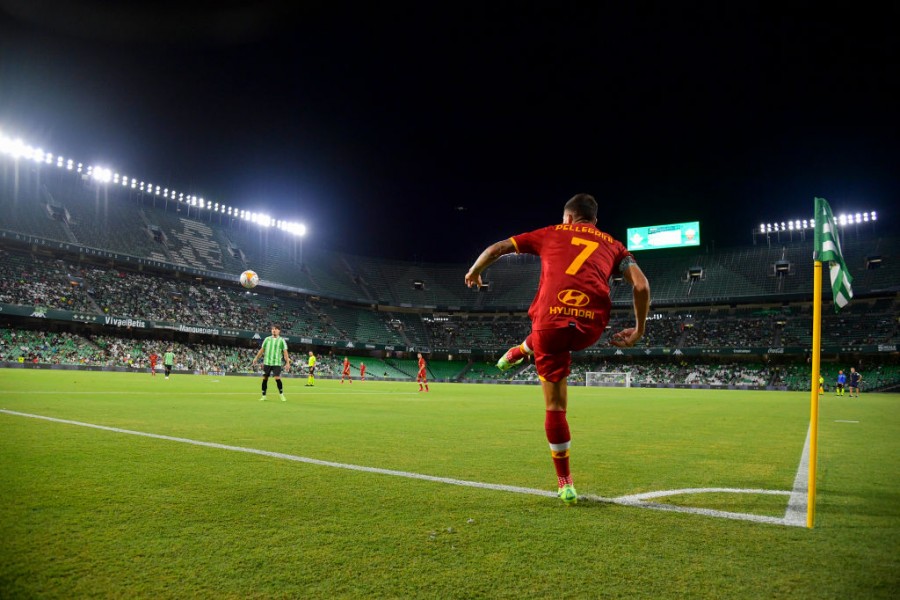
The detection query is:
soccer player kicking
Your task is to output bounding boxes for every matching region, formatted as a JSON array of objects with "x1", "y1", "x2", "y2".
[
  {"x1": 251, "y1": 325, "x2": 291, "y2": 401},
  {"x1": 417, "y1": 353, "x2": 429, "y2": 392},
  {"x1": 465, "y1": 193, "x2": 650, "y2": 505}
]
